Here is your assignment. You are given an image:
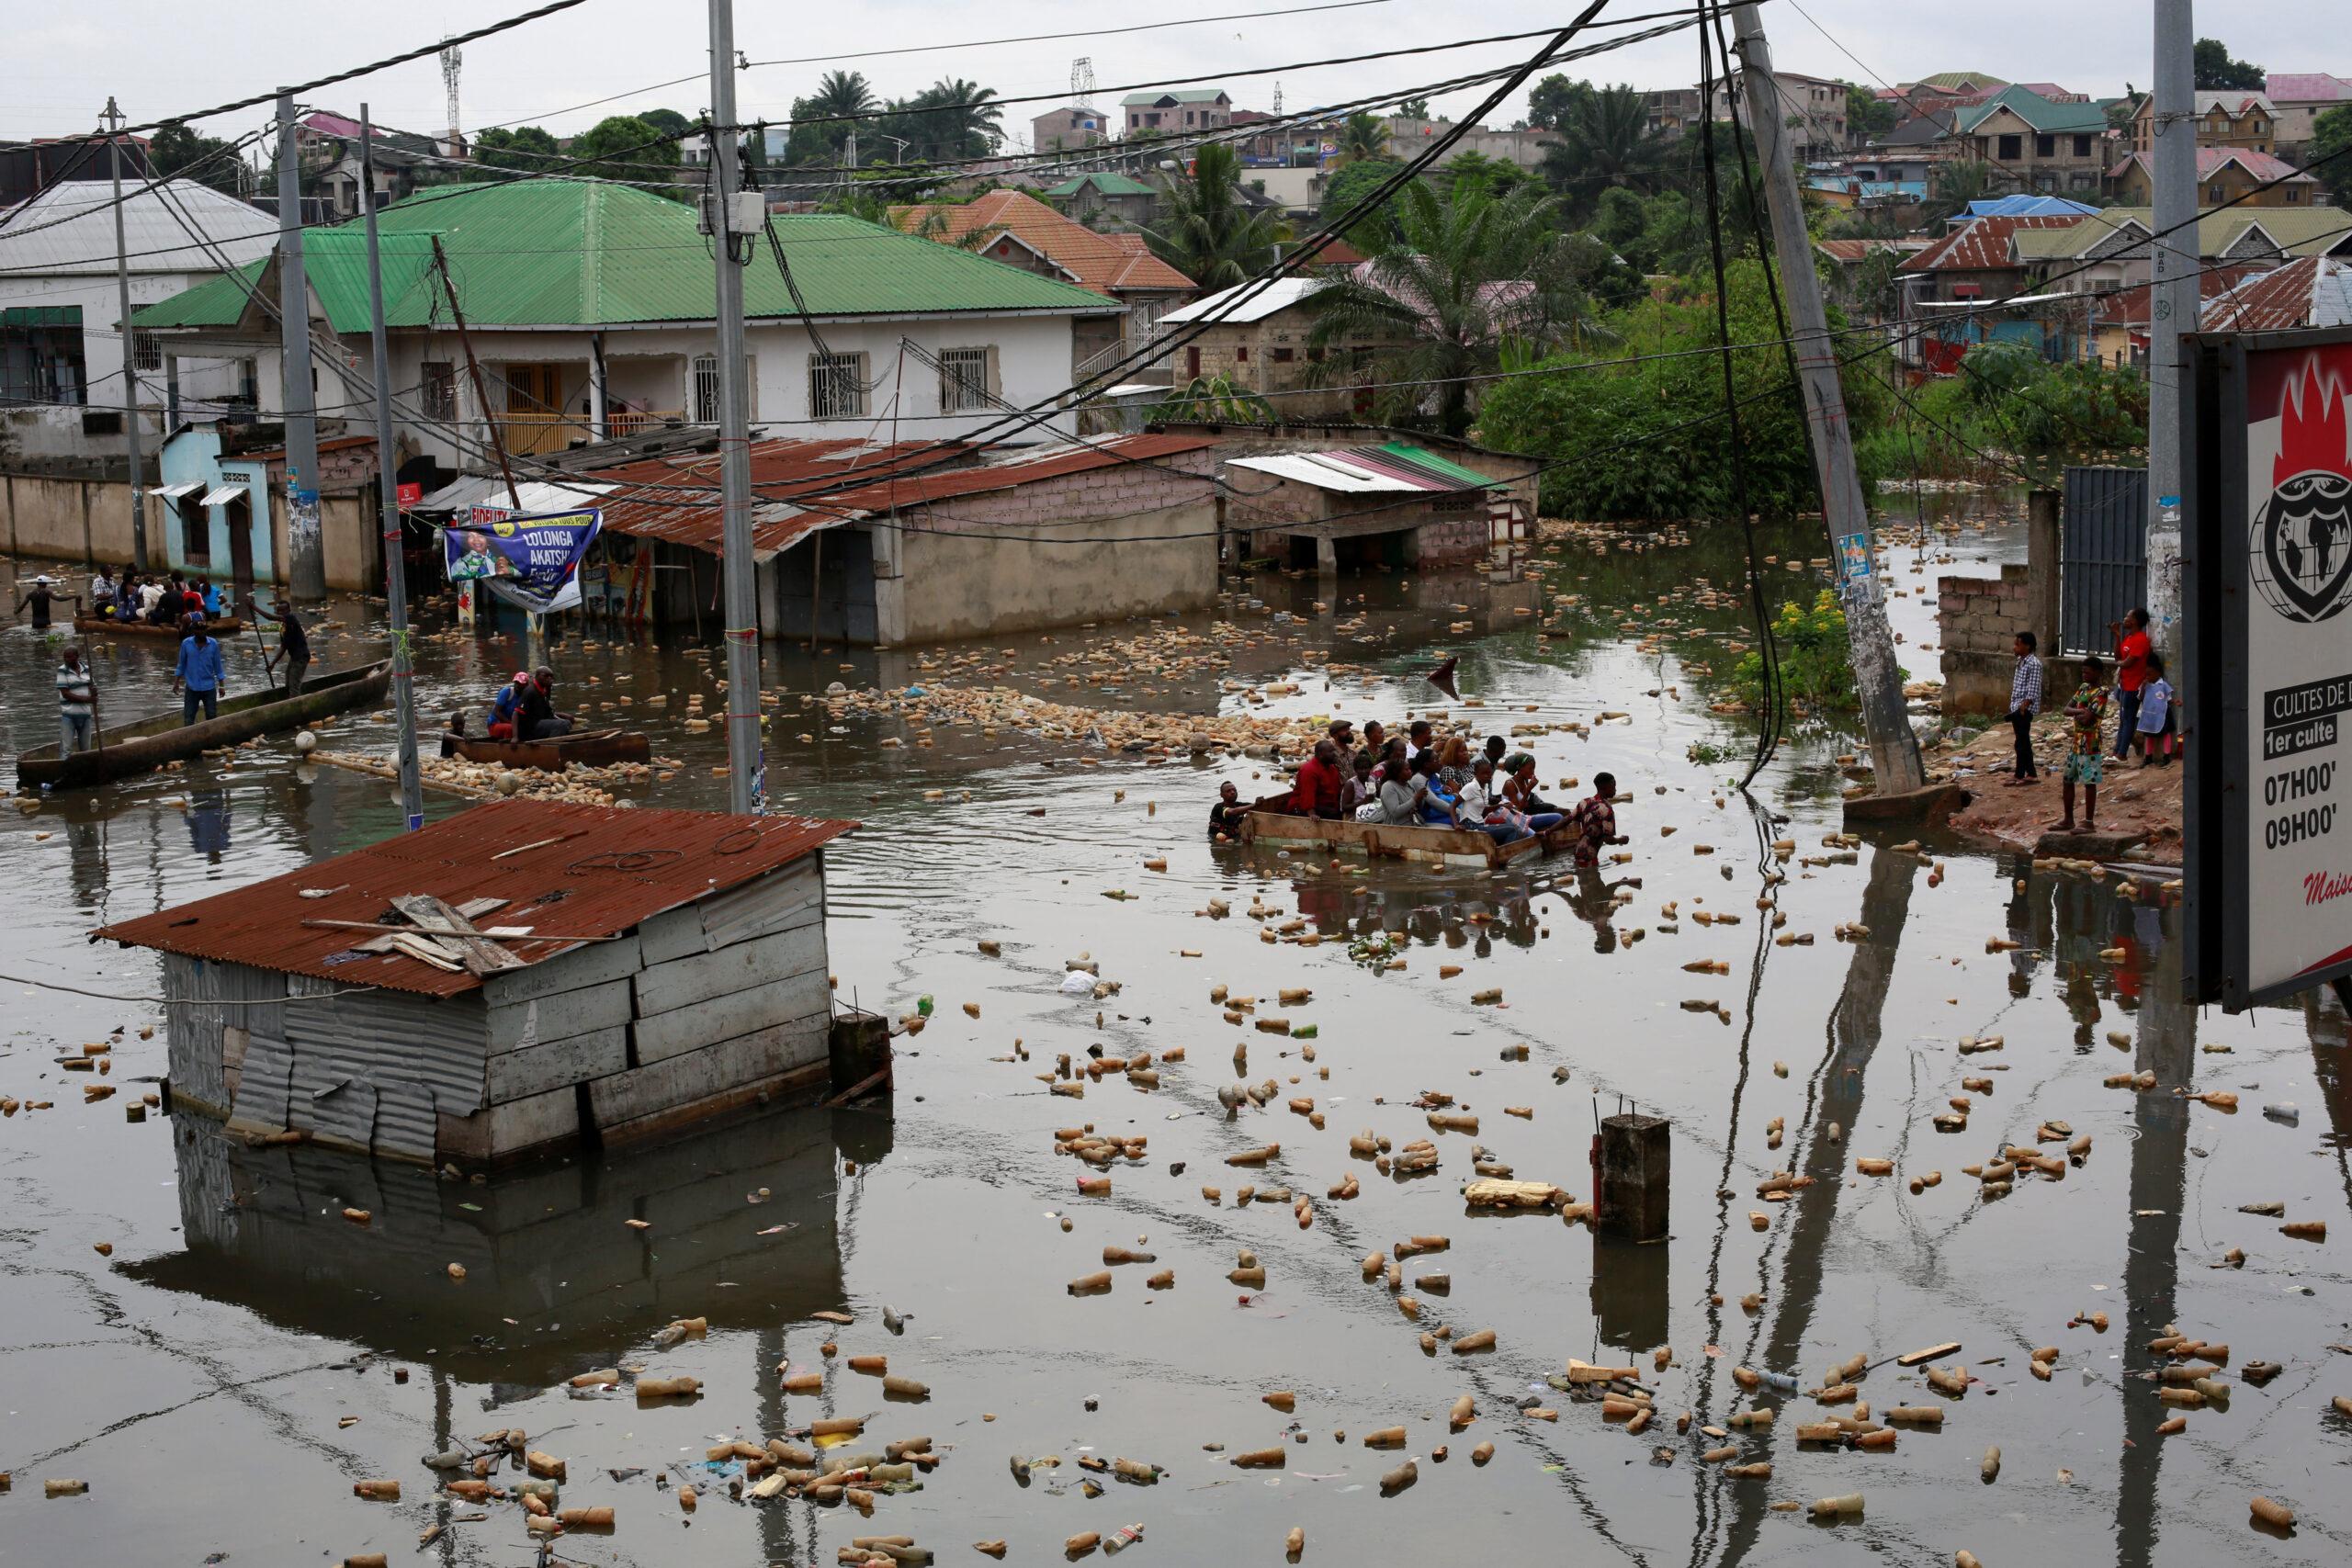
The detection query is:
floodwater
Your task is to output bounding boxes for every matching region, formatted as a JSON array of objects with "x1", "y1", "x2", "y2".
[{"x1": 2, "y1": 494, "x2": 2346, "y2": 1568}]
